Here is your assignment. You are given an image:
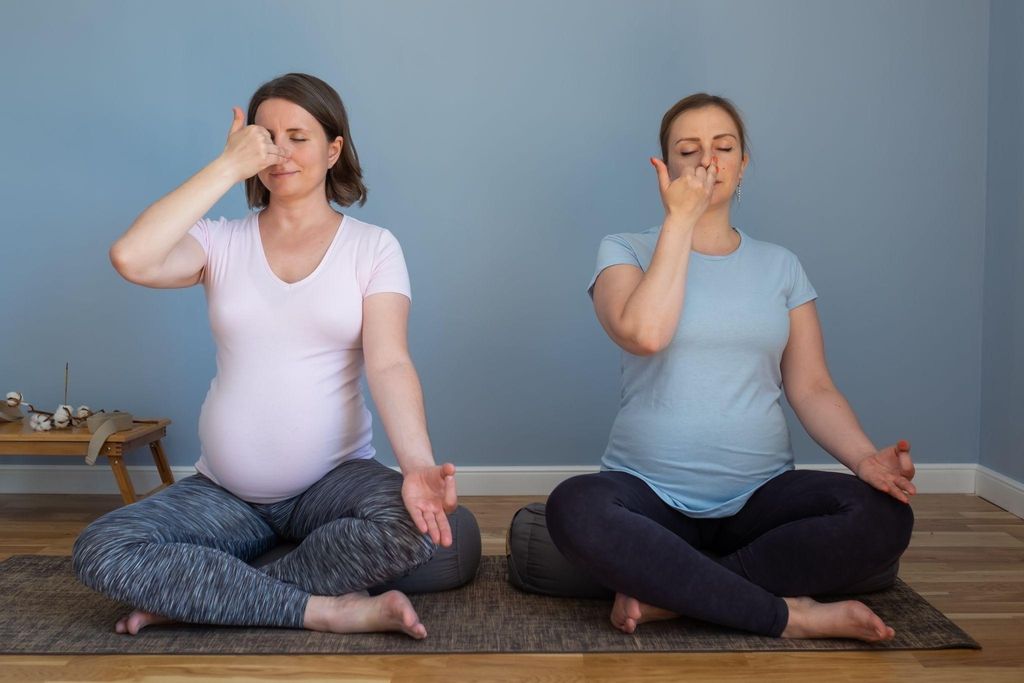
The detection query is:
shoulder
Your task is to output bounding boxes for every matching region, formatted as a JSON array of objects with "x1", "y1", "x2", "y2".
[
  {"x1": 739, "y1": 230, "x2": 818, "y2": 305},
  {"x1": 739, "y1": 230, "x2": 804, "y2": 267},
  {"x1": 202, "y1": 213, "x2": 255, "y2": 232},
  {"x1": 341, "y1": 215, "x2": 401, "y2": 249},
  {"x1": 341, "y1": 217, "x2": 408, "y2": 280},
  {"x1": 587, "y1": 227, "x2": 659, "y2": 294},
  {"x1": 188, "y1": 213, "x2": 256, "y2": 253},
  {"x1": 595, "y1": 226, "x2": 660, "y2": 264},
  {"x1": 599, "y1": 226, "x2": 660, "y2": 251}
]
